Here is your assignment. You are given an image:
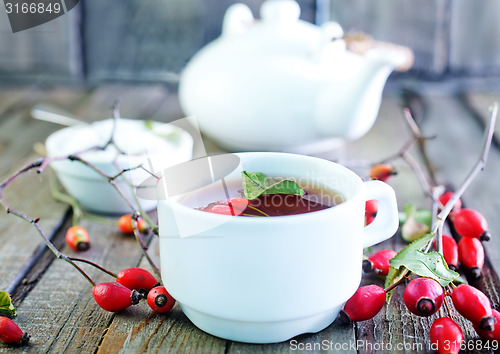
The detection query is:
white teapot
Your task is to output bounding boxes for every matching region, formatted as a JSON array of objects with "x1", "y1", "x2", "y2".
[{"x1": 179, "y1": 0, "x2": 410, "y2": 151}]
